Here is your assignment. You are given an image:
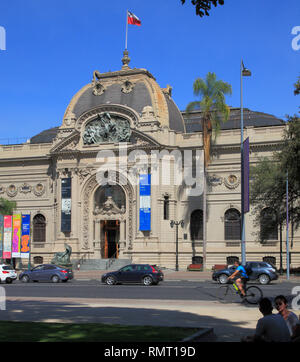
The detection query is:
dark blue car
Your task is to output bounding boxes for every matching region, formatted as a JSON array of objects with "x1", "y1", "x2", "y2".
[
  {"x1": 212, "y1": 261, "x2": 278, "y2": 285},
  {"x1": 19, "y1": 264, "x2": 73, "y2": 283}
]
